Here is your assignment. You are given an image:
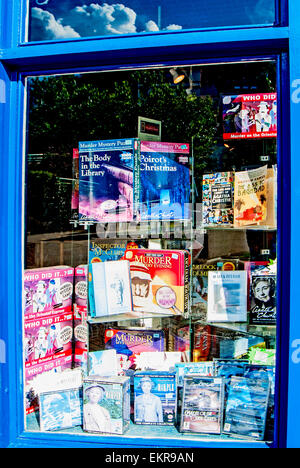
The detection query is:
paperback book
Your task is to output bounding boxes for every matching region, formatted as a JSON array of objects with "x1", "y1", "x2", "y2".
[
  {"x1": 139, "y1": 141, "x2": 191, "y2": 221},
  {"x1": 78, "y1": 138, "x2": 140, "y2": 223},
  {"x1": 223, "y1": 376, "x2": 270, "y2": 440},
  {"x1": 180, "y1": 376, "x2": 224, "y2": 434},
  {"x1": 123, "y1": 248, "x2": 190, "y2": 317},
  {"x1": 202, "y1": 172, "x2": 234, "y2": 225},
  {"x1": 104, "y1": 328, "x2": 165, "y2": 374},
  {"x1": 175, "y1": 362, "x2": 214, "y2": 387},
  {"x1": 83, "y1": 376, "x2": 130, "y2": 434},
  {"x1": 207, "y1": 270, "x2": 247, "y2": 322},
  {"x1": 134, "y1": 371, "x2": 177, "y2": 425},
  {"x1": 233, "y1": 165, "x2": 276, "y2": 228},
  {"x1": 249, "y1": 273, "x2": 276, "y2": 325}
]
